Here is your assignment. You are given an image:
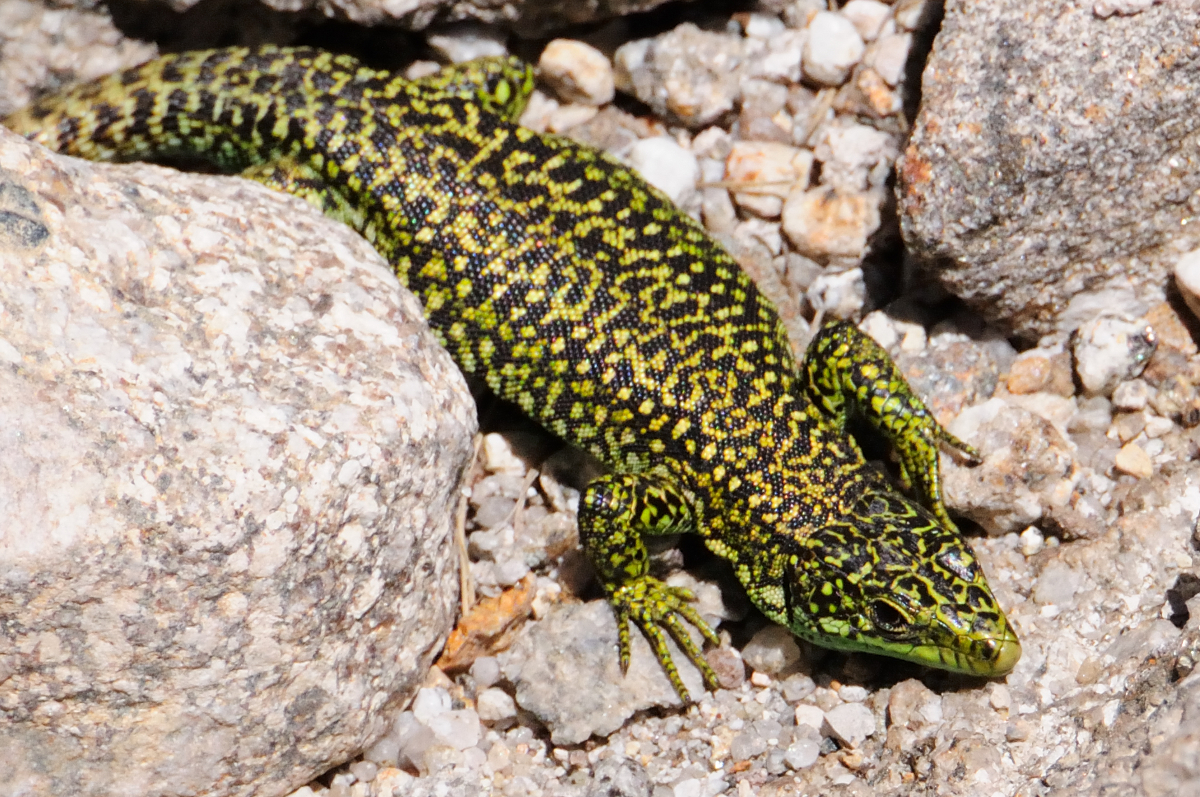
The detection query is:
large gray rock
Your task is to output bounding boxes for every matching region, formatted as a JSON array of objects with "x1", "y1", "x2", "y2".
[
  {"x1": 900, "y1": 0, "x2": 1200, "y2": 341},
  {"x1": 0, "y1": 129, "x2": 476, "y2": 797}
]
